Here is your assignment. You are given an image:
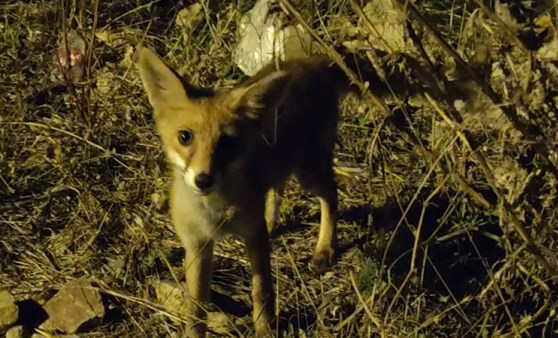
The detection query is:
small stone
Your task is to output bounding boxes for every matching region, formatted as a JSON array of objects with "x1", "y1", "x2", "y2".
[
  {"x1": 175, "y1": 3, "x2": 203, "y2": 30},
  {"x1": 207, "y1": 311, "x2": 231, "y2": 335},
  {"x1": 154, "y1": 281, "x2": 189, "y2": 317},
  {"x1": 6, "y1": 325, "x2": 23, "y2": 338},
  {"x1": 0, "y1": 290, "x2": 19, "y2": 331},
  {"x1": 154, "y1": 280, "x2": 232, "y2": 335},
  {"x1": 40, "y1": 279, "x2": 105, "y2": 333}
]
